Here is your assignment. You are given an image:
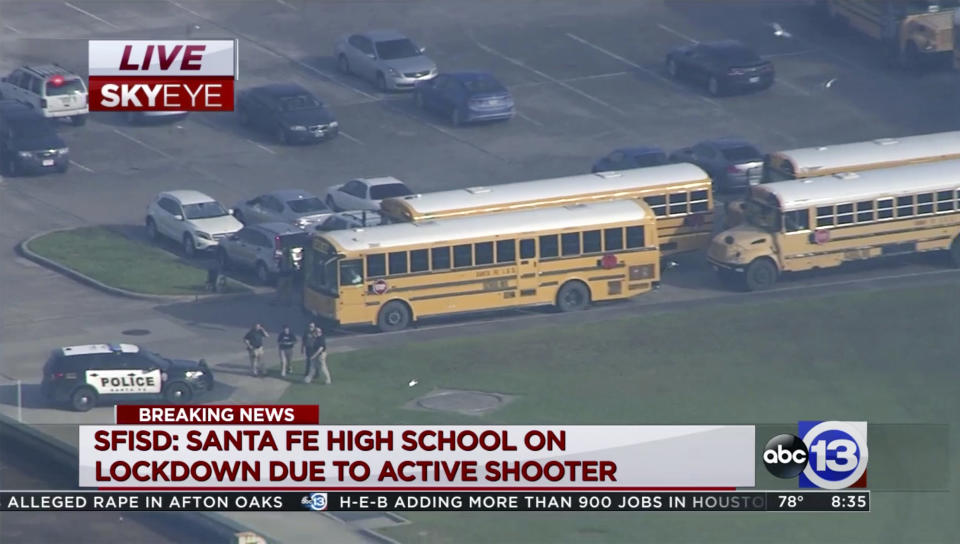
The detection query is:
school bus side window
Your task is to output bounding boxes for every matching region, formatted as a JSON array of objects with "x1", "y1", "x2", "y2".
[
  {"x1": 340, "y1": 259, "x2": 363, "y2": 285},
  {"x1": 784, "y1": 210, "x2": 809, "y2": 232},
  {"x1": 583, "y1": 230, "x2": 602, "y2": 253},
  {"x1": 644, "y1": 195, "x2": 667, "y2": 216},
  {"x1": 626, "y1": 226, "x2": 645, "y2": 248},
  {"x1": 836, "y1": 203, "x2": 854, "y2": 225},
  {"x1": 917, "y1": 193, "x2": 934, "y2": 215},
  {"x1": 410, "y1": 249, "x2": 429, "y2": 272},
  {"x1": 856, "y1": 201, "x2": 874, "y2": 223},
  {"x1": 877, "y1": 198, "x2": 894, "y2": 219},
  {"x1": 561, "y1": 233, "x2": 580, "y2": 256},
  {"x1": 689, "y1": 190, "x2": 709, "y2": 212},
  {"x1": 366, "y1": 254, "x2": 386, "y2": 277},
  {"x1": 453, "y1": 244, "x2": 472, "y2": 268},
  {"x1": 669, "y1": 193, "x2": 688, "y2": 215},
  {"x1": 604, "y1": 228, "x2": 623, "y2": 251},
  {"x1": 496, "y1": 240, "x2": 515, "y2": 263},
  {"x1": 431, "y1": 247, "x2": 451, "y2": 270},
  {"x1": 519, "y1": 239, "x2": 535, "y2": 259},
  {"x1": 816, "y1": 206, "x2": 833, "y2": 227},
  {"x1": 936, "y1": 191, "x2": 955, "y2": 212},
  {"x1": 539, "y1": 235, "x2": 559, "y2": 258},
  {"x1": 896, "y1": 195, "x2": 914, "y2": 217},
  {"x1": 388, "y1": 251, "x2": 408, "y2": 275},
  {"x1": 475, "y1": 242, "x2": 494, "y2": 265}
]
